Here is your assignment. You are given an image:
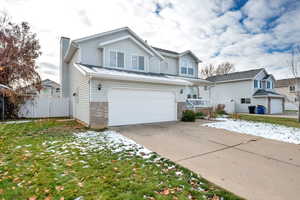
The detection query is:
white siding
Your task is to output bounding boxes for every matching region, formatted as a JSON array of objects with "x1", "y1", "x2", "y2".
[
  {"x1": 199, "y1": 85, "x2": 210, "y2": 101},
  {"x1": 102, "y1": 39, "x2": 150, "y2": 71},
  {"x1": 78, "y1": 30, "x2": 129, "y2": 66},
  {"x1": 179, "y1": 54, "x2": 198, "y2": 78},
  {"x1": 69, "y1": 52, "x2": 90, "y2": 124},
  {"x1": 210, "y1": 80, "x2": 253, "y2": 113},
  {"x1": 160, "y1": 56, "x2": 178, "y2": 75},
  {"x1": 149, "y1": 57, "x2": 160, "y2": 73},
  {"x1": 90, "y1": 79, "x2": 185, "y2": 103}
]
